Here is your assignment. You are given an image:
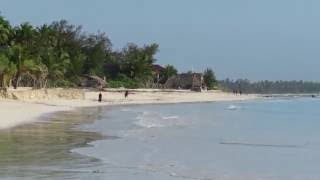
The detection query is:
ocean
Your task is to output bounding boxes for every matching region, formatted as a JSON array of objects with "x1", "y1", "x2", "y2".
[{"x1": 2, "y1": 97, "x2": 320, "y2": 179}]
